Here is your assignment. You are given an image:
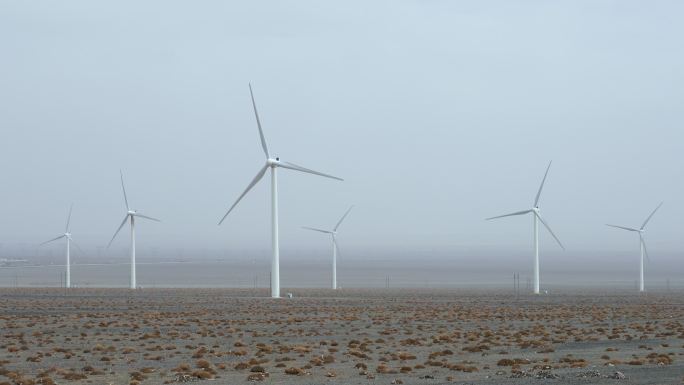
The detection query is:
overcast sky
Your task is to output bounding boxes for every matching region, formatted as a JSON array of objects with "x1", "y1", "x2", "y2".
[{"x1": 1, "y1": 1, "x2": 682, "y2": 266}]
